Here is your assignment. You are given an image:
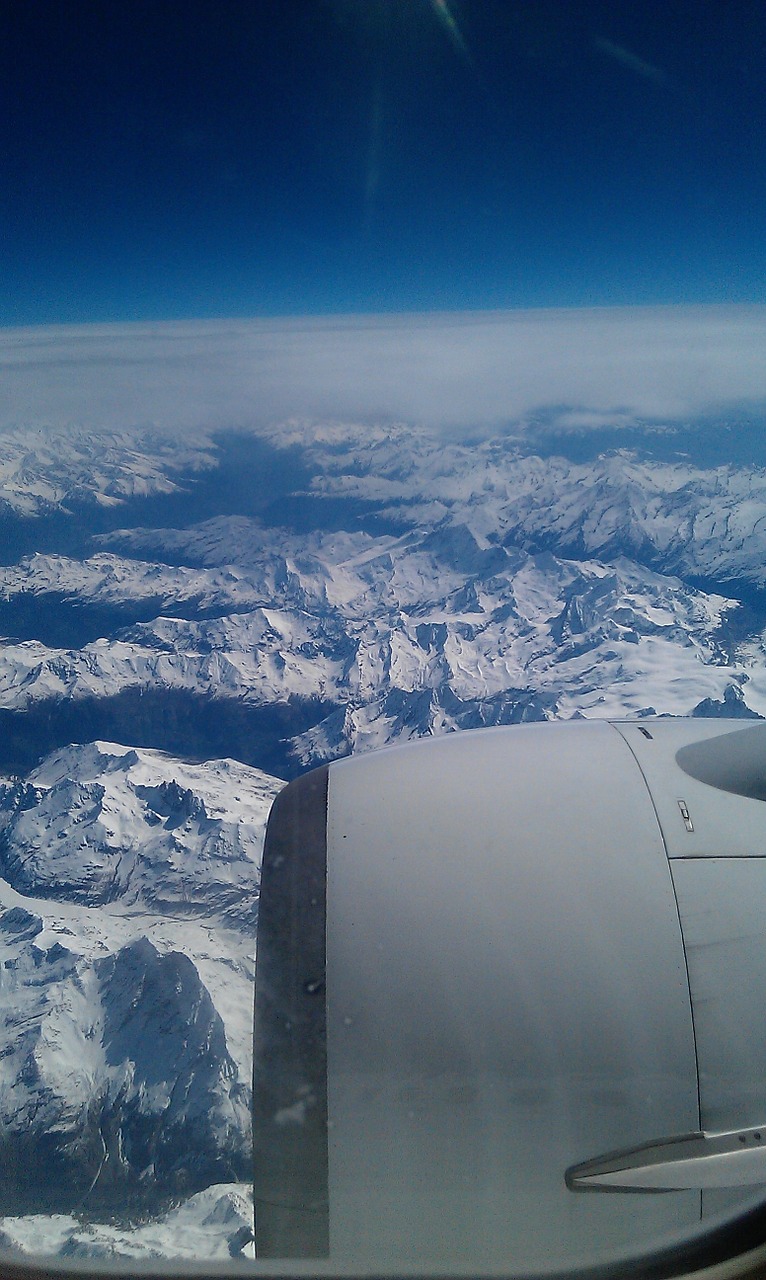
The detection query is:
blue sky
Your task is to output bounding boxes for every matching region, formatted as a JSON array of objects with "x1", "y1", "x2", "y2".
[{"x1": 3, "y1": 1, "x2": 765, "y2": 325}]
